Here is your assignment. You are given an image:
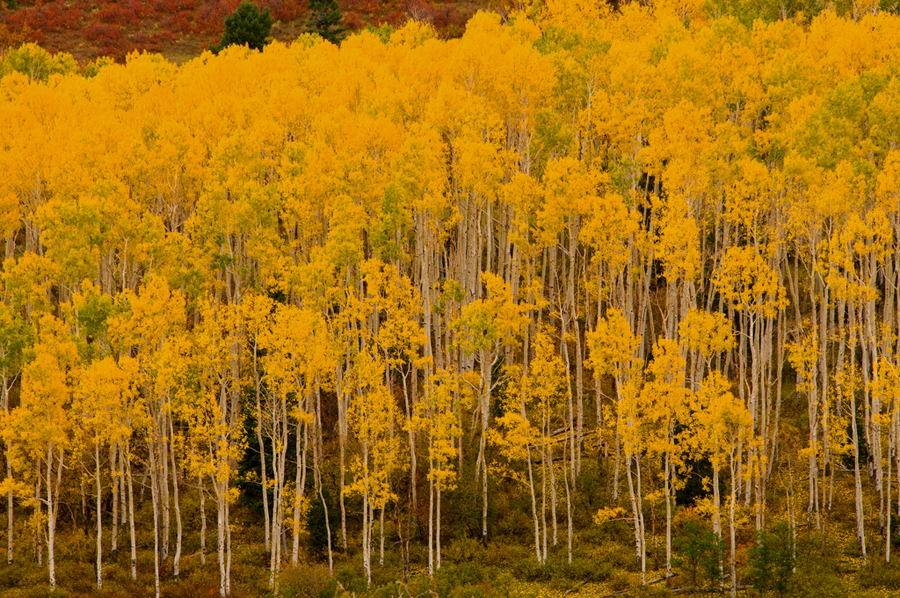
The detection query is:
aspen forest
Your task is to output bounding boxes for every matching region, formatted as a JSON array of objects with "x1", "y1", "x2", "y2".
[{"x1": 4, "y1": 1, "x2": 900, "y2": 596}]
